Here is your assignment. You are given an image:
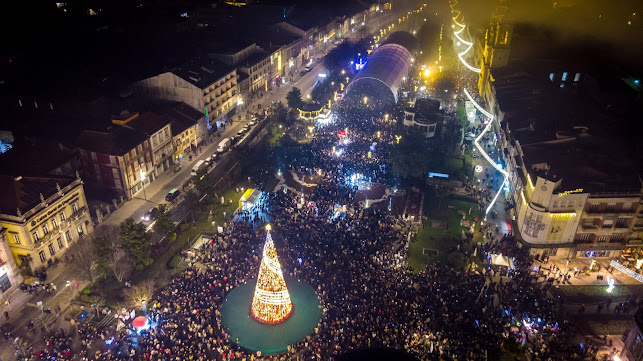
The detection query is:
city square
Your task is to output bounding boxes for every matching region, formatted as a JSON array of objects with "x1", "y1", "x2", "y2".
[{"x1": 0, "y1": 0, "x2": 642, "y2": 361}]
